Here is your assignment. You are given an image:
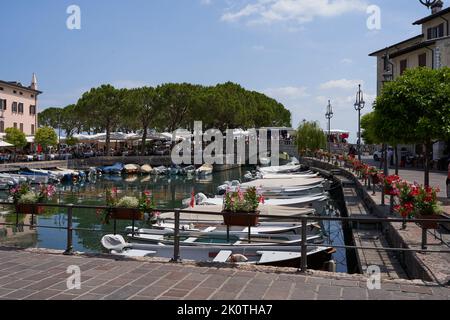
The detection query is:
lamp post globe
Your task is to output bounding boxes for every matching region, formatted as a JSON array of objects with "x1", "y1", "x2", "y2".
[
  {"x1": 354, "y1": 84, "x2": 365, "y2": 161},
  {"x1": 325, "y1": 100, "x2": 334, "y2": 154}
]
